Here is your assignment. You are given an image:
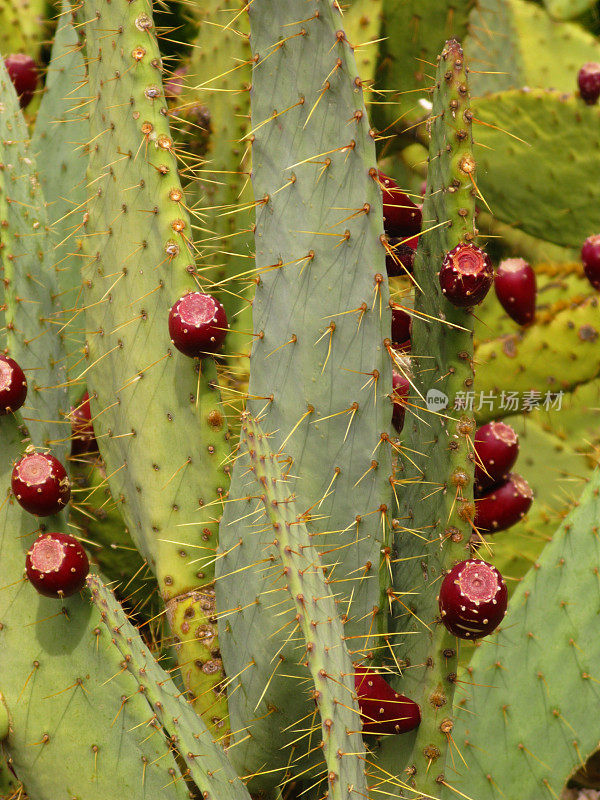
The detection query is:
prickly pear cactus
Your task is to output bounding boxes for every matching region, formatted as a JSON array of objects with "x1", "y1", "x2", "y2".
[{"x1": 1, "y1": 0, "x2": 600, "y2": 798}]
